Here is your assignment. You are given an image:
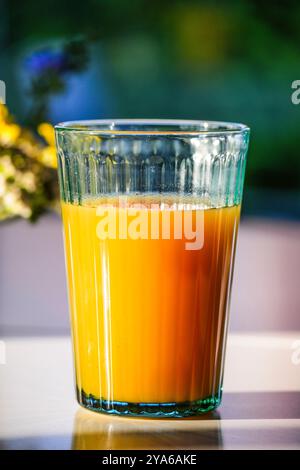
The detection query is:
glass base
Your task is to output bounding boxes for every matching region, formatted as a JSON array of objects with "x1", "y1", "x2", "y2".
[{"x1": 77, "y1": 388, "x2": 222, "y2": 418}]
